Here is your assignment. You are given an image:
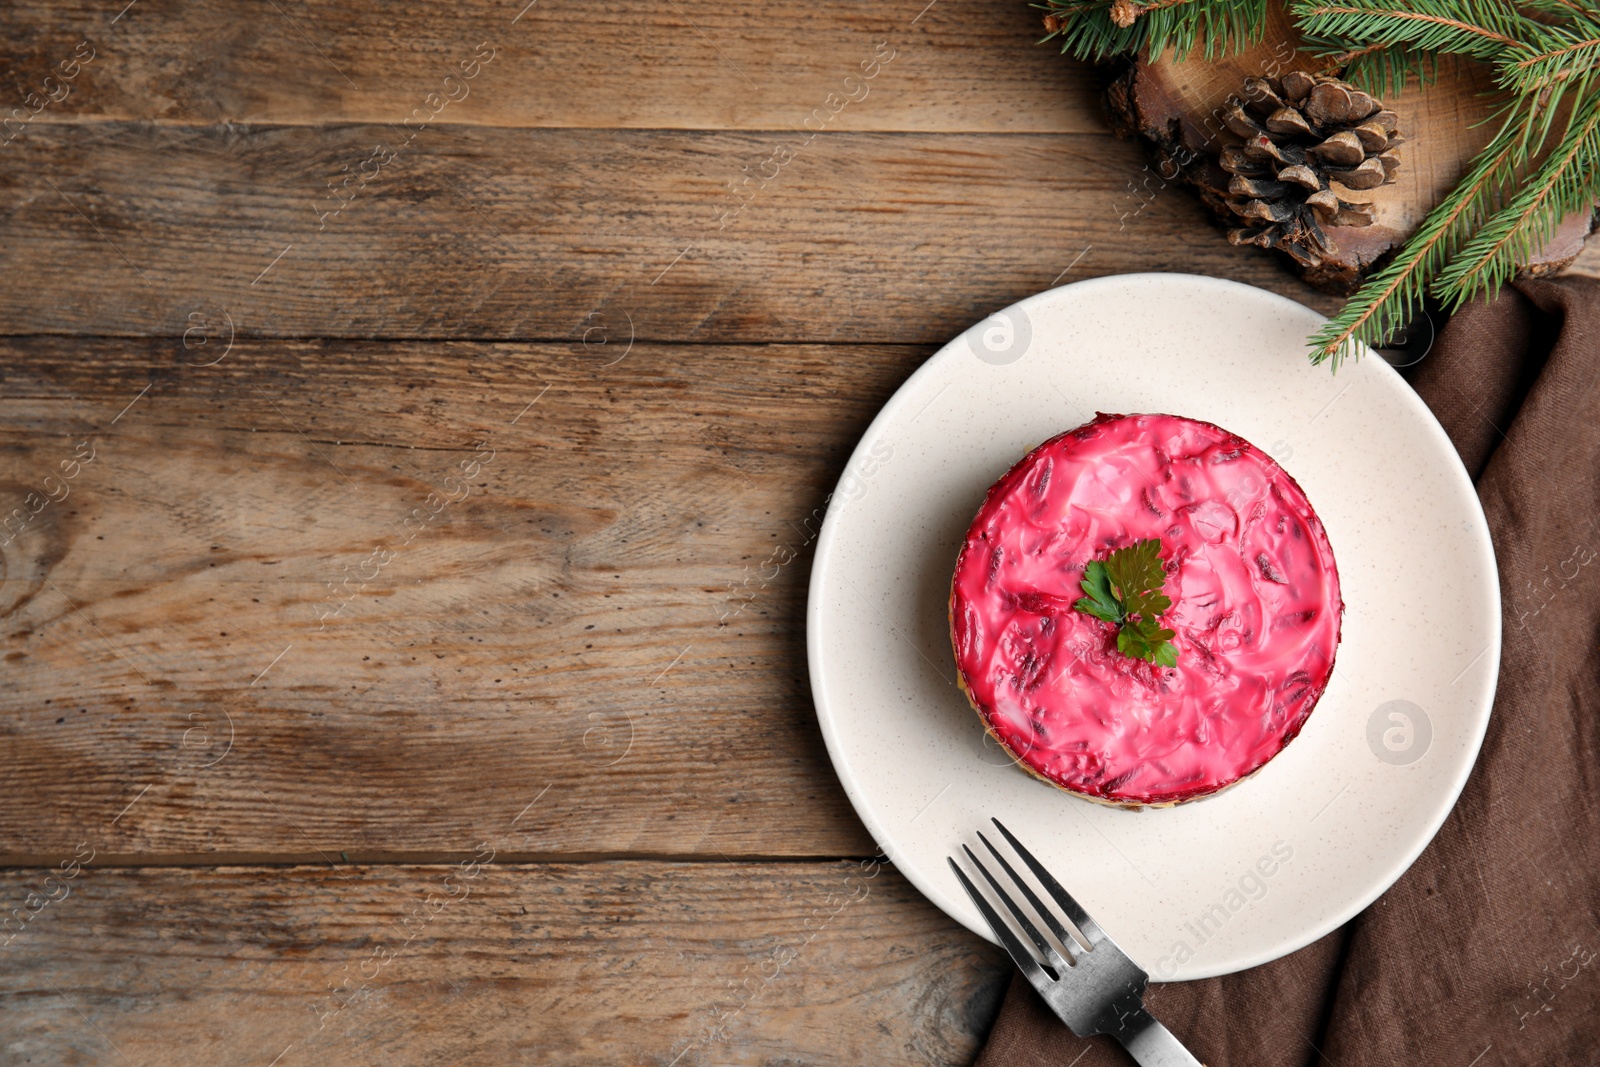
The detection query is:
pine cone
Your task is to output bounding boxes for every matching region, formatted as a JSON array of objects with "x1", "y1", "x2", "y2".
[{"x1": 1219, "y1": 71, "x2": 1403, "y2": 269}]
